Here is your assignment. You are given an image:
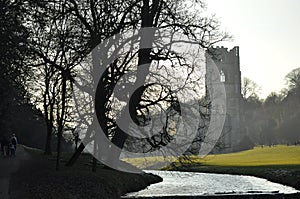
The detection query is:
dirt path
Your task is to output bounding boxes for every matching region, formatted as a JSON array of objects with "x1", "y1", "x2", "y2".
[{"x1": 0, "y1": 147, "x2": 30, "y2": 199}]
